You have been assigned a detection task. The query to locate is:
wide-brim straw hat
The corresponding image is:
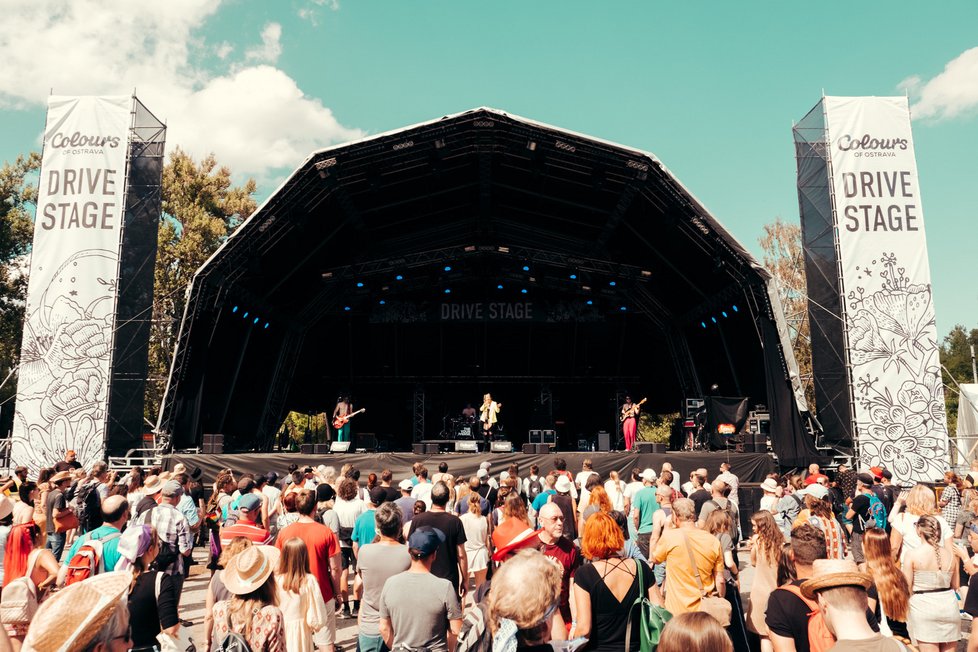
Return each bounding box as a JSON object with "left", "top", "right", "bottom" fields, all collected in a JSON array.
[
  {"left": 50, "top": 471, "right": 73, "bottom": 484},
  {"left": 800, "top": 559, "right": 872, "bottom": 600},
  {"left": 22, "top": 570, "right": 131, "bottom": 652},
  {"left": 224, "top": 545, "right": 275, "bottom": 595},
  {"left": 760, "top": 478, "right": 779, "bottom": 493},
  {"left": 143, "top": 475, "right": 163, "bottom": 495}
]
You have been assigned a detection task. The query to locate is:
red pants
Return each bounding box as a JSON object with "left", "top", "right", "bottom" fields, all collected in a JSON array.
[{"left": 623, "top": 417, "right": 637, "bottom": 451}]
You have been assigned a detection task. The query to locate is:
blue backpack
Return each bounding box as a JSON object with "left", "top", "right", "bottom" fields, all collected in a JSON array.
[{"left": 864, "top": 492, "right": 887, "bottom": 530}]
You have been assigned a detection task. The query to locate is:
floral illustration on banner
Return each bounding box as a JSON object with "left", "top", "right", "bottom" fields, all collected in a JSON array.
[
  {"left": 847, "top": 252, "right": 948, "bottom": 481},
  {"left": 13, "top": 249, "right": 116, "bottom": 473}
]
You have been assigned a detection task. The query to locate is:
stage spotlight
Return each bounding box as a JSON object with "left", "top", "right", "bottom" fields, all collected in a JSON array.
[
  {"left": 722, "top": 311, "right": 728, "bottom": 318},
  {"left": 232, "top": 305, "right": 239, "bottom": 313},
  {"left": 444, "top": 265, "right": 452, "bottom": 272},
  {"left": 732, "top": 304, "right": 739, "bottom": 312},
  {"left": 395, "top": 274, "right": 404, "bottom": 281},
  {"left": 586, "top": 300, "right": 593, "bottom": 305},
  {"left": 498, "top": 246, "right": 510, "bottom": 253},
  {"left": 582, "top": 285, "right": 591, "bottom": 291},
  {"left": 253, "top": 317, "right": 259, "bottom": 324},
  {"left": 521, "top": 288, "right": 528, "bottom": 294},
  {"left": 609, "top": 281, "right": 617, "bottom": 287},
  {"left": 264, "top": 323, "right": 269, "bottom": 329},
  {"left": 569, "top": 274, "right": 577, "bottom": 280},
  {"left": 522, "top": 265, "right": 530, "bottom": 272},
  {"left": 444, "top": 288, "right": 451, "bottom": 294},
  {"left": 379, "top": 300, "right": 386, "bottom": 305},
  {"left": 497, "top": 284, "right": 504, "bottom": 290},
  {"left": 711, "top": 316, "right": 717, "bottom": 323},
  {"left": 344, "top": 306, "right": 351, "bottom": 311},
  {"left": 641, "top": 270, "right": 652, "bottom": 277},
  {"left": 619, "top": 306, "right": 627, "bottom": 311},
  {"left": 701, "top": 321, "right": 707, "bottom": 329},
  {"left": 242, "top": 311, "right": 249, "bottom": 319},
  {"left": 356, "top": 282, "right": 364, "bottom": 288}
]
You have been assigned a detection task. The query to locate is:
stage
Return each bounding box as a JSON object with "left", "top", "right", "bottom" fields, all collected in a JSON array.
[{"left": 164, "top": 450, "right": 775, "bottom": 485}]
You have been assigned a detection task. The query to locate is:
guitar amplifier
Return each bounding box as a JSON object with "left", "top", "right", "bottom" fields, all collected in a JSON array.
[
  {"left": 522, "top": 443, "right": 550, "bottom": 454},
  {"left": 299, "top": 444, "right": 314, "bottom": 454},
  {"left": 541, "top": 429, "right": 556, "bottom": 445},
  {"left": 528, "top": 430, "right": 542, "bottom": 444},
  {"left": 413, "top": 443, "right": 439, "bottom": 455},
  {"left": 596, "top": 431, "right": 611, "bottom": 452}
]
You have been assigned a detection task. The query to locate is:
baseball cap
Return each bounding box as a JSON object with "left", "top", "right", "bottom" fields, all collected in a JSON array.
[
  {"left": 477, "top": 469, "right": 488, "bottom": 479},
  {"left": 641, "top": 468, "right": 656, "bottom": 482},
  {"left": 479, "top": 461, "right": 491, "bottom": 470},
  {"left": 408, "top": 526, "right": 445, "bottom": 557},
  {"left": 398, "top": 479, "right": 413, "bottom": 491},
  {"left": 369, "top": 486, "right": 388, "bottom": 505},
  {"left": 265, "top": 471, "right": 278, "bottom": 484},
  {"left": 161, "top": 480, "right": 184, "bottom": 498},
  {"left": 856, "top": 472, "right": 875, "bottom": 486},
  {"left": 239, "top": 493, "right": 262, "bottom": 512},
  {"left": 800, "top": 484, "right": 829, "bottom": 500}
]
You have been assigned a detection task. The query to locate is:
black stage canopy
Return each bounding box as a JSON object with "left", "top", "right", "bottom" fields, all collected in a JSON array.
[{"left": 157, "top": 108, "right": 818, "bottom": 465}]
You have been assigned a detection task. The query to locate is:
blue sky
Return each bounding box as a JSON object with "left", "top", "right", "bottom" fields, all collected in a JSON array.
[{"left": 1, "top": 1, "right": 976, "bottom": 336}]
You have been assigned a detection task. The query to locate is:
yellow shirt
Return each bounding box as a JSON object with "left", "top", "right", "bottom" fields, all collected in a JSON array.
[{"left": 652, "top": 526, "right": 723, "bottom": 616}]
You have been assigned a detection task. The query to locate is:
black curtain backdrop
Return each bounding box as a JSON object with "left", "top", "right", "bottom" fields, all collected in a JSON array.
[
  {"left": 705, "top": 396, "right": 750, "bottom": 448},
  {"left": 165, "top": 450, "right": 775, "bottom": 486}
]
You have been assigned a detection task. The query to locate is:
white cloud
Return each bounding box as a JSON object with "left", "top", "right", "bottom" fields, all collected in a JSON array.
[
  {"left": 0, "top": 0, "right": 362, "bottom": 180},
  {"left": 245, "top": 23, "right": 282, "bottom": 64},
  {"left": 298, "top": 0, "right": 339, "bottom": 24},
  {"left": 900, "top": 47, "right": 978, "bottom": 121}
]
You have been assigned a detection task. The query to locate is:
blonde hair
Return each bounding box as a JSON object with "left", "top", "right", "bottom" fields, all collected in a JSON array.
[
  {"left": 218, "top": 536, "right": 254, "bottom": 569},
  {"left": 488, "top": 550, "right": 561, "bottom": 641},
  {"left": 278, "top": 537, "right": 310, "bottom": 594},
  {"left": 905, "top": 484, "right": 938, "bottom": 516},
  {"left": 658, "top": 612, "right": 733, "bottom": 652}
]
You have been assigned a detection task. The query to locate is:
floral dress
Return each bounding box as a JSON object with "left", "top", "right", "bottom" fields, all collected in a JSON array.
[{"left": 211, "top": 602, "right": 286, "bottom": 652}]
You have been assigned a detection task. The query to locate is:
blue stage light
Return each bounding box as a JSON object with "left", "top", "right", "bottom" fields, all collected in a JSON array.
[
  {"left": 521, "top": 288, "right": 528, "bottom": 294},
  {"left": 379, "top": 300, "right": 386, "bottom": 305},
  {"left": 732, "top": 304, "right": 739, "bottom": 312},
  {"left": 444, "top": 288, "right": 451, "bottom": 294},
  {"left": 356, "top": 282, "right": 364, "bottom": 288},
  {"left": 722, "top": 311, "right": 728, "bottom": 318},
  {"left": 701, "top": 321, "right": 707, "bottom": 329},
  {"left": 620, "top": 306, "right": 627, "bottom": 311},
  {"left": 570, "top": 274, "right": 577, "bottom": 280},
  {"left": 344, "top": 306, "right": 351, "bottom": 311},
  {"left": 232, "top": 305, "right": 239, "bottom": 313},
  {"left": 586, "top": 300, "right": 593, "bottom": 305},
  {"left": 609, "top": 281, "right": 616, "bottom": 287},
  {"left": 711, "top": 316, "right": 717, "bottom": 323},
  {"left": 522, "top": 265, "right": 530, "bottom": 272},
  {"left": 253, "top": 317, "right": 259, "bottom": 324},
  {"left": 264, "top": 322, "right": 269, "bottom": 329},
  {"left": 242, "top": 311, "right": 249, "bottom": 319},
  {"left": 444, "top": 265, "right": 452, "bottom": 272},
  {"left": 395, "top": 275, "right": 404, "bottom": 281},
  {"left": 497, "top": 284, "right": 504, "bottom": 290}
]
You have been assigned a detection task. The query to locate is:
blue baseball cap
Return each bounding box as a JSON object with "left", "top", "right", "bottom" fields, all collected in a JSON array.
[
  {"left": 408, "top": 526, "right": 445, "bottom": 557},
  {"left": 239, "top": 493, "right": 262, "bottom": 512}
]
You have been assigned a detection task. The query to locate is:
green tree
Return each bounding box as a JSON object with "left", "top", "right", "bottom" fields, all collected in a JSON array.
[
  {"left": 759, "top": 217, "right": 815, "bottom": 410},
  {"left": 0, "top": 153, "right": 41, "bottom": 406},
  {"left": 939, "top": 324, "right": 978, "bottom": 436},
  {"left": 145, "top": 149, "right": 257, "bottom": 423}
]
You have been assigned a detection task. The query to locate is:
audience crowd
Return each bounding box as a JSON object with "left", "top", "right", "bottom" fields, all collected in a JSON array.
[{"left": 0, "top": 452, "right": 973, "bottom": 652}]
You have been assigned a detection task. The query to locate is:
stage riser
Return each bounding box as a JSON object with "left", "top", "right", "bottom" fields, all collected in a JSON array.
[{"left": 165, "top": 451, "right": 775, "bottom": 486}]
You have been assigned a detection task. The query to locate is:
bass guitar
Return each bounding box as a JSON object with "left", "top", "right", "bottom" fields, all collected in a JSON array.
[
  {"left": 333, "top": 408, "right": 365, "bottom": 430},
  {"left": 620, "top": 397, "right": 647, "bottom": 422}
]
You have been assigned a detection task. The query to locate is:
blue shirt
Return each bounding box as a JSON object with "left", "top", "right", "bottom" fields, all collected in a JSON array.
[
  {"left": 62, "top": 525, "right": 123, "bottom": 571},
  {"left": 352, "top": 508, "right": 376, "bottom": 546},
  {"left": 531, "top": 489, "right": 557, "bottom": 513},
  {"left": 177, "top": 494, "right": 200, "bottom": 527}
]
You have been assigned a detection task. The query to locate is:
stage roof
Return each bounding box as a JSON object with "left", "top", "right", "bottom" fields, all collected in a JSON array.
[{"left": 157, "top": 108, "right": 817, "bottom": 464}]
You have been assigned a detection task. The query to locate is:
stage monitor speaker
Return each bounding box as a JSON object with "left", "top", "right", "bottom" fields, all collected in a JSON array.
[
  {"left": 522, "top": 443, "right": 550, "bottom": 454},
  {"left": 596, "top": 431, "right": 611, "bottom": 452},
  {"left": 358, "top": 433, "right": 378, "bottom": 452},
  {"left": 634, "top": 442, "right": 654, "bottom": 453},
  {"left": 490, "top": 441, "right": 513, "bottom": 453},
  {"left": 413, "top": 443, "right": 439, "bottom": 455},
  {"left": 455, "top": 441, "right": 479, "bottom": 453},
  {"left": 542, "top": 429, "right": 556, "bottom": 445},
  {"left": 330, "top": 441, "right": 351, "bottom": 453},
  {"left": 528, "top": 430, "right": 542, "bottom": 444},
  {"left": 313, "top": 443, "right": 331, "bottom": 454},
  {"left": 202, "top": 433, "right": 223, "bottom": 454},
  {"left": 299, "top": 444, "right": 314, "bottom": 454}
]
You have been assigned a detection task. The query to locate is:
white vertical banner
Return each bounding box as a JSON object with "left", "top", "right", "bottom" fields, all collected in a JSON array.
[
  {"left": 12, "top": 96, "right": 131, "bottom": 472},
  {"left": 824, "top": 96, "right": 949, "bottom": 482}
]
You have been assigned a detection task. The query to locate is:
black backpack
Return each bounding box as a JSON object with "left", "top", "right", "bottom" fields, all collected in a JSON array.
[
  {"left": 73, "top": 481, "right": 103, "bottom": 533},
  {"left": 217, "top": 608, "right": 254, "bottom": 652},
  {"left": 527, "top": 477, "right": 544, "bottom": 503}
]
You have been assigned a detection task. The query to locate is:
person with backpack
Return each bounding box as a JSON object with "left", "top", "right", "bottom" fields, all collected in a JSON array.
[
  {"left": 211, "top": 546, "right": 286, "bottom": 651},
  {"left": 59, "top": 495, "right": 129, "bottom": 586},
  {"left": 115, "top": 524, "right": 182, "bottom": 651},
  {"left": 0, "top": 522, "right": 60, "bottom": 645},
  {"left": 846, "top": 473, "right": 886, "bottom": 571},
  {"left": 487, "top": 549, "right": 563, "bottom": 652},
  {"left": 697, "top": 480, "right": 740, "bottom": 548},
  {"left": 134, "top": 480, "right": 194, "bottom": 606},
  {"left": 766, "top": 523, "right": 881, "bottom": 652}
]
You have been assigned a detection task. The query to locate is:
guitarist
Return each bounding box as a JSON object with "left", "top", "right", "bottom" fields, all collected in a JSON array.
[
  {"left": 620, "top": 395, "right": 642, "bottom": 451},
  {"left": 332, "top": 395, "right": 354, "bottom": 443}
]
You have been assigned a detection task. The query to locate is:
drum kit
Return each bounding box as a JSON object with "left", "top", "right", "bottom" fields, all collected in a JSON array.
[{"left": 442, "top": 413, "right": 478, "bottom": 439}]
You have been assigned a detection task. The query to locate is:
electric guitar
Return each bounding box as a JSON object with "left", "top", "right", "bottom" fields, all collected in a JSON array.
[
  {"left": 333, "top": 408, "right": 365, "bottom": 429},
  {"left": 620, "top": 397, "right": 647, "bottom": 422}
]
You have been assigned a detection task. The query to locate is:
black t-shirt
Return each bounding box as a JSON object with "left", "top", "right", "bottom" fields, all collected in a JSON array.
[
  {"left": 880, "top": 485, "right": 897, "bottom": 518},
  {"left": 384, "top": 486, "right": 401, "bottom": 503},
  {"left": 476, "top": 484, "right": 498, "bottom": 510},
  {"left": 45, "top": 488, "right": 66, "bottom": 534},
  {"left": 851, "top": 493, "right": 871, "bottom": 534},
  {"left": 128, "top": 571, "right": 179, "bottom": 647},
  {"left": 54, "top": 461, "right": 82, "bottom": 473},
  {"left": 189, "top": 482, "right": 204, "bottom": 507},
  {"left": 574, "top": 559, "right": 654, "bottom": 652},
  {"left": 867, "top": 584, "right": 909, "bottom": 639},
  {"left": 408, "top": 510, "right": 467, "bottom": 591},
  {"left": 767, "top": 580, "right": 879, "bottom": 652},
  {"left": 689, "top": 489, "right": 712, "bottom": 517}
]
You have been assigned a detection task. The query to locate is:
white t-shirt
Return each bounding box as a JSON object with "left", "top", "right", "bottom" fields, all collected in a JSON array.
[
  {"left": 624, "top": 481, "right": 645, "bottom": 501},
  {"left": 715, "top": 471, "right": 740, "bottom": 506},
  {"left": 892, "top": 512, "right": 952, "bottom": 561},
  {"left": 575, "top": 471, "right": 598, "bottom": 491},
  {"left": 760, "top": 494, "right": 777, "bottom": 513},
  {"left": 411, "top": 481, "right": 434, "bottom": 509},
  {"left": 605, "top": 480, "right": 626, "bottom": 512},
  {"left": 333, "top": 497, "right": 366, "bottom": 548}
]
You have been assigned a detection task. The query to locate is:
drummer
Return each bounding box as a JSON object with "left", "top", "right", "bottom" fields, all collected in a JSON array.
[{"left": 461, "top": 403, "right": 477, "bottom": 421}]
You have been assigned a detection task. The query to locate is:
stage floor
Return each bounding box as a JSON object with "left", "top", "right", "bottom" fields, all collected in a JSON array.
[{"left": 166, "top": 450, "right": 775, "bottom": 485}]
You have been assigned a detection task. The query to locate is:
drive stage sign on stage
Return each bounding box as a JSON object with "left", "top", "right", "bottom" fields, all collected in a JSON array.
[
  {"left": 823, "top": 96, "right": 948, "bottom": 481},
  {"left": 11, "top": 96, "right": 131, "bottom": 471}
]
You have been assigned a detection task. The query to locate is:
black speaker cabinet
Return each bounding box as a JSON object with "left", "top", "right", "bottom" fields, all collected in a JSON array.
[
  {"left": 314, "top": 443, "right": 331, "bottom": 454},
  {"left": 202, "top": 433, "right": 223, "bottom": 454},
  {"left": 299, "top": 444, "right": 314, "bottom": 454},
  {"left": 522, "top": 443, "right": 550, "bottom": 454},
  {"left": 596, "top": 431, "right": 611, "bottom": 452},
  {"left": 634, "top": 442, "right": 667, "bottom": 453},
  {"left": 413, "top": 443, "right": 439, "bottom": 455}
]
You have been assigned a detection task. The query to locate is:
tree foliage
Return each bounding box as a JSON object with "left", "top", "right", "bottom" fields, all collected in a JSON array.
[
  {"left": 939, "top": 324, "right": 978, "bottom": 436},
  {"left": 145, "top": 149, "right": 257, "bottom": 423},
  {"left": 758, "top": 217, "right": 815, "bottom": 409},
  {"left": 0, "top": 153, "right": 40, "bottom": 406}
]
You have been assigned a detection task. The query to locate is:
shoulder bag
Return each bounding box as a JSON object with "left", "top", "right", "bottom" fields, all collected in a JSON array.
[{"left": 681, "top": 532, "right": 731, "bottom": 627}]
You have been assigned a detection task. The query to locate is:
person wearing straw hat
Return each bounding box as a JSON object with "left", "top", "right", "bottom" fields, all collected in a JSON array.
[
  {"left": 130, "top": 475, "right": 163, "bottom": 523},
  {"left": 211, "top": 546, "right": 285, "bottom": 652},
  {"left": 759, "top": 478, "right": 780, "bottom": 513},
  {"left": 798, "top": 559, "right": 908, "bottom": 651},
  {"left": 21, "top": 570, "right": 133, "bottom": 652}
]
